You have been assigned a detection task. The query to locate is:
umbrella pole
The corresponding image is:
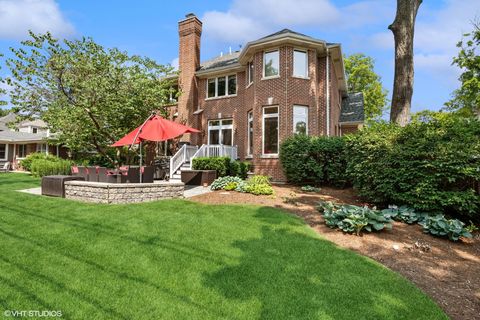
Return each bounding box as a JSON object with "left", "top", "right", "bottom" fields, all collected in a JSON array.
[{"left": 139, "top": 141, "right": 143, "bottom": 183}]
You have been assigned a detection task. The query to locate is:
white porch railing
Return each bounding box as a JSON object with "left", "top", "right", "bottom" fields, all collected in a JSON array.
[
  {"left": 169, "top": 144, "right": 198, "bottom": 178},
  {"left": 189, "top": 144, "right": 238, "bottom": 169}
]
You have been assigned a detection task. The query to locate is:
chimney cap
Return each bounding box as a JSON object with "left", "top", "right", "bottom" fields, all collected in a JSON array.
[{"left": 185, "top": 13, "right": 196, "bottom": 18}]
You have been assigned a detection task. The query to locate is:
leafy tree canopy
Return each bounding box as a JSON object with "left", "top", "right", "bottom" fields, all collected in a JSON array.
[
  {"left": 445, "top": 22, "right": 480, "bottom": 118},
  {"left": 2, "top": 32, "right": 176, "bottom": 164},
  {"left": 344, "top": 53, "right": 389, "bottom": 120}
]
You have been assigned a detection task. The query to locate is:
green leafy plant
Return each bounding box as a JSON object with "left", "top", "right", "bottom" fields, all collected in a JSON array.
[
  {"left": 465, "top": 221, "right": 478, "bottom": 233},
  {"left": 224, "top": 182, "right": 238, "bottom": 191},
  {"left": 210, "top": 176, "right": 244, "bottom": 190},
  {"left": 243, "top": 183, "right": 274, "bottom": 196},
  {"left": 420, "top": 215, "right": 472, "bottom": 241},
  {"left": 248, "top": 175, "right": 271, "bottom": 185},
  {"left": 317, "top": 201, "right": 393, "bottom": 235},
  {"left": 301, "top": 185, "right": 321, "bottom": 192},
  {"left": 280, "top": 135, "right": 348, "bottom": 187},
  {"left": 282, "top": 192, "right": 299, "bottom": 206},
  {"left": 20, "top": 152, "right": 59, "bottom": 171},
  {"left": 30, "top": 158, "right": 72, "bottom": 177},
  {"left": 382, "top": 205, "right": 427, "bottom": 224}
]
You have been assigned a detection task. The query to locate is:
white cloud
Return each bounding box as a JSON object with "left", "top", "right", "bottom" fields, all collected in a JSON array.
[
  {"left": 170, "top": 57, "right": 179, "bottom": 71},
  {"left": 369, "top": 0, "right": 478, "bottom": 82},
  {"left": 0, "top": 0, "right": 74, "bottom": 39}
]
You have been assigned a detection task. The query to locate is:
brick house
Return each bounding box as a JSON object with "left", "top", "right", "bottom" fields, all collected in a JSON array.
[{"left": 171, "top": 13, "right": 364, "bottom": 182}]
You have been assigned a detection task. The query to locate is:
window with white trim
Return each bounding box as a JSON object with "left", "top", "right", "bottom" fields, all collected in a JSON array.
[
  {"left": 247, "top": 61, "right": 254, "bottom": 85},
  {"left": 208, "top": 119, "right": 233, "bottom": 145},
  {"left": 262, "top": 106, "right": 279, "bottom": 155},
  {"left": 0, "top": 144, "right": 6, "bottom": 160},
  {"left": 293, "top": 50, "right": 308, "bottom": 78},
  {"left": 206, "top": 75, "right": 237, "bottom": 98},
  {"left": 36, "top": 143, "right": 48, "bottom": 153},
  {"left": 17, "top": 144, "right": 27, "bottom": 158},
  {"left": 293, "top": 105, "right": 308, "bottom": 135},
  {"left": 247, "top": 111, "right": 253, "bottom": 156},
  {"left": 263, "top": 50, "right": 279, "bottom": 78}
]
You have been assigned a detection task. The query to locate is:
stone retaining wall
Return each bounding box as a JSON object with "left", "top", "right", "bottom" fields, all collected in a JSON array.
[{"left": 64, "top": 181, "right": 184, "bottom": 204}]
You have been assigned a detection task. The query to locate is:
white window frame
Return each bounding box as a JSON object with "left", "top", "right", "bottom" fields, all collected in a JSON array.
[
  {"left": 206, "top": 74, "right": 237, "bottom": 99},
  {"left": 0, "top": 143, "right": 8, "bottom": 161},
  {"left": 36, "top": 143, "right": 48, "bottom": 154},
  {"left": 263, "top": 50, "right": 280, "bottom": 79},
  {"left": 207, "top": 119, "right": 234, "bottom": 145},
  {"left": 293, "top": 49, "right": 309, "bottom": 78},
  {"left": 293, "top": 105, "right": 309, "bottom": 135},
  {"left": 247, "top": 111, "right": 253, "bottom": 157},
  {"left": 262, "top": 106, "right": 279, "bottom": 156},
  {"left": 17, "top": 144, "right": 27, "bottom": 159}
]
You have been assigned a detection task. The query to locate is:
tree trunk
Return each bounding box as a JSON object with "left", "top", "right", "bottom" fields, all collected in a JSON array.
[{"left": 388, "top": 0, "right": 422, "bottom": 126}]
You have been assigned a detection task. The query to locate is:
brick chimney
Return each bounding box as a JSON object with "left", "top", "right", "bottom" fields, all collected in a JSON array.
[{"left": 178, "top": 13, "right": 202, "bottom": 140}]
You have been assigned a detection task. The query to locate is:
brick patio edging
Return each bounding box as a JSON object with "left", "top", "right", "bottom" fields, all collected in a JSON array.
[{"left": 64, "top": 181, "right": 184, "bottom": 204}]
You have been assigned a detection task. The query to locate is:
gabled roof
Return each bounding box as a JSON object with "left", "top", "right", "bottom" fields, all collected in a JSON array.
[
  {"left": 340, "top": 92, "right": 364, "bottom": 123},
  {"left": 0, "top": 113, "right": 16, "bottom": 131},
  {"left": 19, "top": 119, "right": 47, "bottom": 128},
  {"left": 259, "top": 29, "right": 312, "bottom": 40}
]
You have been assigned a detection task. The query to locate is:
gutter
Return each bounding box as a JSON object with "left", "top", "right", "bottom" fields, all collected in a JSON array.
[{"left": 326, "top": 47, "right": 330, "bottom": 136}]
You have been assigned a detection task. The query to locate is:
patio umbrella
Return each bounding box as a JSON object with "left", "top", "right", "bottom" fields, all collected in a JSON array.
[{"left": 111, "top": 113, "right": 200, "bottom": 182}]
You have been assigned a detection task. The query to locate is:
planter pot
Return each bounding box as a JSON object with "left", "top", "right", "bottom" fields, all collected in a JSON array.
[{"left": 181, "top": 170, "right": 217, "bottom": 186}]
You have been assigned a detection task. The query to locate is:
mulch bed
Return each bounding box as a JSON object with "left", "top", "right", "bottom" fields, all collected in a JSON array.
[{"left": 189, "top": 185, "right": 480, "bottom": 320}]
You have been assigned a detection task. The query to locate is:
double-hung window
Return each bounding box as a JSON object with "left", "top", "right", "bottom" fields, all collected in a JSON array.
[
  {"left": 208, "top": 119, "right": 233, "bottom": 145},
  {"left": 206, "top": 75, "right": 237, "bottom": 98},
  {"left": 0, "top": 144, "right": 6, "bottom": 160},
  {"left": 17, "top": 144, "right": 27, "bottom": 158},
  {"left": 247, "top": 111, "right": 253, "bottom": 156},
  {"left": 263, "top": 50, "right": 279, "bottom": 78},
  {"left": 293, "top": 105, "right": 308, "bottom": 135},
  {"left": 293, "top": 50, "right": 308, "bottom": 78},
  {"left": 262, "top": 106, "right": 279, "bottom": 155},
  {"left": 36, "top": 143, "right": 48, "bottom": 154}
]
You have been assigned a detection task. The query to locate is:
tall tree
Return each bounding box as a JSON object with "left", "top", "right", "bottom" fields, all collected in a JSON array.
[
  {"left": 388, "top": 0, "right": 422, "bottom": 126},
  {"left": 0, "top": 53, "right": 7, "bottom": 108},
  {"left": 344, "top": 53, "right": 388, "bottom": 120},
  {"left": 3, "top": 32, "right": 175, "bottom": 164},
  {"left": 445, "top": 22, "right": 480, "bottom": 118}
]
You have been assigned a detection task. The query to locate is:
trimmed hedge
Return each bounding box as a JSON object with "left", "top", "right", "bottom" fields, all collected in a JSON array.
[
  {"left": 20, "top": 152, "right": 59, "bottom": 171},
  {"left": 346, "top": 117, "right": 480, "bottom": 220},
  {"left": 31, "top": 158, "right": 72, "bottom": 177},
  {"left": 192, "top": 157, "right": 250, "bottom": 179},
  {"left": 279, "top": 135, "right": 348, "bottom": 187}
]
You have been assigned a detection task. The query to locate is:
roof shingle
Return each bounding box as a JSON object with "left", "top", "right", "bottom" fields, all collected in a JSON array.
[{"left": 340, "top": 92, "right": 365, "bottom": 123}]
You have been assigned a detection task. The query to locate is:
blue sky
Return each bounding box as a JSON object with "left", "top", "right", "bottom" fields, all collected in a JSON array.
[{"left": 0, "top": 0, "right": 478, "bottom": 115}]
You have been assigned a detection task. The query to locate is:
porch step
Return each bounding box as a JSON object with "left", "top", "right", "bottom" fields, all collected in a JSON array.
[{"left": 172, "top": 173, "right": 181, "bottom": 180}]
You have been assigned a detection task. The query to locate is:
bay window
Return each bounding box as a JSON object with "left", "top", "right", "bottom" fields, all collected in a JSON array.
[
  {"left": 262, "top": 106, "right": 279, "bottom": 155},
  {"left": 293, "top": 105, "right": 308, "bottom": 135},
  {"left": 208, "top": 119, "right": 233, "bottom": 145},
  {"left": 206, "top": 75, "right": 237, "bottom": 98},
  {"left": 293, "top": 50, "right": 308, "bottom": 78},
  {"left": 247, "top": 111, "right": 253, "bottom": 156},
  {"left": 263, "top": 50, "right": 279, "bottom": 78}
]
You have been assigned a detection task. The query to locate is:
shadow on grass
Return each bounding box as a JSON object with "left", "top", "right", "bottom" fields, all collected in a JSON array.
[{"left": 202, "top": 206, "right": 447, "bottom": 320}]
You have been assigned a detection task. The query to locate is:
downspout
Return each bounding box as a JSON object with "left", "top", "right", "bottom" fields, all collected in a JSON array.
[{"left": 326, "top": 47, "right": 330, "bottom": 136}]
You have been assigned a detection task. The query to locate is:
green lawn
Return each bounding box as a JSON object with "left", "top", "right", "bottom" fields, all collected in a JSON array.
[{"left": 0, "top": 173, "right": 447, "bottom": 320}]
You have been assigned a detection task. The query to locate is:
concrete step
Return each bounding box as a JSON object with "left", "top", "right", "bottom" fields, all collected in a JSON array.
[
  {"left": 172, "top": 174, "right": 181, "bottom": 180},
  {"left": 169, "top": 178, "right": 182, "bottom": 183}
]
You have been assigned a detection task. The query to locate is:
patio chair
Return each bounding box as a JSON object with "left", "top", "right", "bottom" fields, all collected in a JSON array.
[
  {"left": 0, "top": 162, "right": 11, "bottom": 173},
  {"left": 141, "top": 166, "right": 155, "bottom": 183},
  {"left": 120, "top": 167, "right": 140, "bottom": 183},
  {"left": 76, "top": 166, "right": 89, "bottom": 181},
  {"left": 86, "top": 166, "right": 98, "bottom": 182},
  {"left": 71, "top": 166, "right": 80, "bottom": 176},
  {"left": 98, "top": 167, "right": 119, "bottom": 183}
]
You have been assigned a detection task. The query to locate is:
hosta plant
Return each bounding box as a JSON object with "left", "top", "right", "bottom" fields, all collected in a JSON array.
[
  {"left": 317, "top": 201, "right": 393, "bottom": 236},
  {"left": 420, "top": 215, "right": 472, "bottom": 241},
  {"left": 382, "top": 205, "right": 427, "bottom": 224},
  {"left": 301, "top": 185, "right": 321, "bottom": 192},
  {"left": 210, "top": 176, "right": 244, "bottom": 190}
]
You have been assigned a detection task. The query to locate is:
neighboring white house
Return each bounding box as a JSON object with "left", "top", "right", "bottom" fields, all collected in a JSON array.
[{"left": 0, "top": 113, "right": 63, "bottom": 169}]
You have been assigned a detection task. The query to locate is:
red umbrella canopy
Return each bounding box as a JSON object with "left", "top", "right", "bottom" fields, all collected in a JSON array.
[{"left": 111, "top": 115, "right": 200, "bottom": 147}]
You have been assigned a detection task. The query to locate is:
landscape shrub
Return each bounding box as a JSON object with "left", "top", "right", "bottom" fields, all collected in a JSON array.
[
  {"left": 238, "top": 161, "right": 251, "bottom": 179},
  {"left": 228, "top": 160, "right": 240, "bottom": 177},
  {"left": 192, "top": 157, "right": 231, "bottom": 177},
  {"left": 317, "top": 201, "right": 394, "bottom": 235},
  {"left": 346, "top": 117, "right": 480, "bottom": 221},
  {"left": 301, "top": 185, "right": 321, "bottom": 193},
  {"left": 382, "top": 205, "right": 428, "bottom": 224},
  {"left": 210, "top": 175, "right": 274, "bottom": 195},
  {"left": 30, "top": 158, "right": 72, "bottom": 177},
  {"left": 280, "top": 135, "right": 348, "bottom": 187},
  {"left": 20, "top": 152, "right": 59, "bottom": 171}
]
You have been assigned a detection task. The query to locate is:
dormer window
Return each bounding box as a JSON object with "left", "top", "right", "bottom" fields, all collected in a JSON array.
[
  {"left": 263, "top": 50, "right": 279, "bottom": 78},
  {"left": 32, "top": 127, "right": 38, "bottom": 134},
  {"left": 207, "top": 75, "right": 237, "bottom": 98},
  {"left": 293, "top": 50, "right": 308, "bottom": 78}
]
